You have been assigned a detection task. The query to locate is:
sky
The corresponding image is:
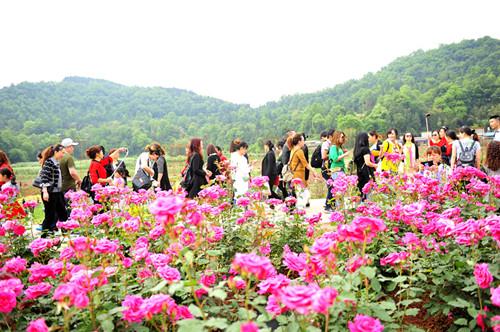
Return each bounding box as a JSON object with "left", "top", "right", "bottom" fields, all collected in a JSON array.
[{"left": 0, "top": 0, "right": 499, "bottom": 107}]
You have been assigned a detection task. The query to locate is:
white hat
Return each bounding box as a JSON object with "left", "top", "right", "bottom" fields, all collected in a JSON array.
[{"left": 61, "top": 138, "right": 79, "bottom": 147}]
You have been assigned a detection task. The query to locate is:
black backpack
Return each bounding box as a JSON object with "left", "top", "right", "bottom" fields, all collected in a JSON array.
[
  {"left": 310, "top": 144, "right": 323, "bottom": 168},
  {"left": 81, "top": 173, "right": 93, "bottom": 194}
]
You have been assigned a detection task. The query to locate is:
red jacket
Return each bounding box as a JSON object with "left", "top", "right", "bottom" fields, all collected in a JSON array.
[{"left": 89, "top": 157, "right": 112, "bottom": 185}]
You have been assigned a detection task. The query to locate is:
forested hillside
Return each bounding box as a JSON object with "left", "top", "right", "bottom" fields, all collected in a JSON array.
[{"left": 1, "top": 36, "right": 499, "bottom": 162}]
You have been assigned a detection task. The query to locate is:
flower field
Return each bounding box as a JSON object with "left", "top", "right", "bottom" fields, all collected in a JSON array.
[{"left": 0, "top": 167, "right": 499, "bottom": 332}]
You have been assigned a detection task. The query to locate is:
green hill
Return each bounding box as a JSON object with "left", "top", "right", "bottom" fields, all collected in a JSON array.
[{"left": 1, "top": 36, "right": 499, "bottom": 162}]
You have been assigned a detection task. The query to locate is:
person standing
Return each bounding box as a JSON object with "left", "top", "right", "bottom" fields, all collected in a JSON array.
[
  {"left": 379, "top": 128, "right": 402, "bottom": 173},
  {"left": 187, "top": 138, "right": 211, "bottom": 198},
  {"left": 261, "top": 140, "right": 280, "bottom": 199},
  {"left": 60, "top": 138, "right": 82, "bottom": 195},
  {"left": 206, "top": 144, "right": 221, "bottom": 181},
  {"left": 368, "top": 131, "right": 383, "bottom": 163},
  {"left": 0, "top": 150, "right": 13, "bottom": 187},
  {"left": 289, "top": 133, "right": 319, "bottom": 191},
  {"left": 450, "top": 127, "right": 481, "bottom": 169},
  {"left": 231, "top": 141, "right": 250, "bottom": 197},
  {"left": 401, "top": 132, "right": 418, "bottom": 174},
  {"left": 151, "top": 143, "right": 172, "bottom": 191},
  {"left": 39, "top": 145, "right": 68, "bottom": 236},
  {"left": 329, "top": 131, "right": 351, "bottom": 178},
  {"left": 353, "top": 133, "right": 378, "bottom": 201},
  {"left": 489, "top": 115, "right": 500, "bottom": 141},
  {"left": 483, "top": 141, "right": 500, "bottom": 176},
  {"left": 321, "top": 129, "right": 334, "bottom": 211}
]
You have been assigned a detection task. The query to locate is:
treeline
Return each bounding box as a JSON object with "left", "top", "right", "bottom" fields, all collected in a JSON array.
[{"left": 1, "top": 36, "right": 499, "bottom": 162}]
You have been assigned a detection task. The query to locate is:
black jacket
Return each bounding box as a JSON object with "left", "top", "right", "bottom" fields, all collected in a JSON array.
[
  {"left": 262, "top": 150, "right": 278, "bottom": 183},
  {"left": 206, "top": 154, "right": 221, "bottom": 180},
  {"left": 188, "top": 152, "right": 207, "bottom": 198},
  {"left": 153, "top": 156, "right": 172, "bottom": 191}
]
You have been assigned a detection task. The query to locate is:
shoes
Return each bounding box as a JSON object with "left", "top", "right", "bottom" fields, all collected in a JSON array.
[
  {"left": 35, "top": 226, "right": 43, "bottom": 231},
  {"left": 324, "top": 206, "right": 333, "bottom": 213}
]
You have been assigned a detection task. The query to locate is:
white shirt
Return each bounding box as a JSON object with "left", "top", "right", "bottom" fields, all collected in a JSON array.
[{"left": 230, "top": 152, "right": 250, "bottom": 197}]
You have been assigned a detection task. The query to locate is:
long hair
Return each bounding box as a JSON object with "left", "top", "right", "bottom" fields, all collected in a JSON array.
[
  {"left": 206, "top": 144, "right": 217, "bottom": 155},
  {"left": 188, "top": 138, "right": 203, "bottom": 161},
  {"left": 42, "top": 144, "right": 64, "bottom": 165},
  {"left": 0, "top": 150, "right": 10, "bottom": 165},
  {"left": 0, "top": 167, "right": 16, "bottom": 185},
  {"left": 447, "top": 130, "right": 458, "bottom": 141},
  {"left": 486, "top": 141, "right": 500, "bottom": 172},
  {"left": 354, "top": 132, "right": 369, "bottom": 160},
  {"left": 331, "top": 131, "right": 345, "bottom": 148}
]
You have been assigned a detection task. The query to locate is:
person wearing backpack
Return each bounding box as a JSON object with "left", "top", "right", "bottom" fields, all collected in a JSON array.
[{"left": 450, "top": 126, "right": 481, "bottom": 169}]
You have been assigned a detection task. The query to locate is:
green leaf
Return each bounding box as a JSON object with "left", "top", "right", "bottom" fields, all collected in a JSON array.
[
  {"left": 209, "top": 288, "right": 227, "bottom": 301},
  {"left": 306, "top": 326, "right": 322, "bottom": 332},
  {"left": 454, "top": 318, "right": 468, "bottom": 326},
  {"left": 416, "top": 272, "right": 427, "bottom": 281},
  {"left": 207, "top": 249, "right": 222, "bottom": 256},
  {"left": 149, "top": 280, "right": 168, "bottom": 293},
  {"left": 169, "top": 282, "right": 185, "bottom": 295},
  {"left": 108, "top": 306, "right": 126, "bottom": 315},
  {"left": 400, "top": 299, "right": 421, "bottom": 306},
  {"left": 101, "top": 319, "right": 114, "bottom": 332},
  {"left": 448, "top": 298, "right": 470, "bottom": 308},
  {"left": 188, "top": 304, "right": 203, "bottom": 318},
  {"left": 392, "top": 276, "right": 407, "bottom": 283},
  {"left": 184, "top": 280, "right": 198, "bottom": 287},
  {"left": 177, "top": 319, "right": 203, "bottom": 332},
  {"left": 359, "top": 266, "right": 376, "bottom": 279},
  {"left": 378, "top": 301, "right": 397, "bottom": 311},
  {"left": 184, "top": 251, "right": 194, "bottom": 264},
  {"left": 371, "top": 278, "right": 382, "bottom": 292},
  {"left": 204, "top": 318, "right": 228, "bottom": 329},
  {"left": 405, "top": 308, "right": 419, "bottom": 316}
]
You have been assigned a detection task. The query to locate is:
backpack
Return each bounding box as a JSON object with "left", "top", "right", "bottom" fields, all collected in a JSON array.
[
  {"left": 458, "top": 141, "right": 476, "bottom": 166},
  {"left": 81, "top": 173, "right": 93, "bottom": 194},
  {"left": 310, "top": 144, "right": 323, "bottom": 168}
]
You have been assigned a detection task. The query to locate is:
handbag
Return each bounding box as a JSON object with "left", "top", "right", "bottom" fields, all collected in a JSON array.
[
  {"left": 32, "top": 176, "right": 43, "bottom": 189},
  {"left": 133, "top": 169, "right": 152, "bottom": 191},
  {"left": 180, "top": 157, "right": 194, "bottom": 191}
]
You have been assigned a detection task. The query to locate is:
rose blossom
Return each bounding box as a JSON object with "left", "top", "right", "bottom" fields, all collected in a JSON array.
[
  {"left": 26, "top": 318, "right": 49, "bottom": 332},
  {"left": 3, "top": 257, "right": 27, "bottom": 274},
  {"left": 474, "top": 263, "right": 493, "bottom": 289},
  {"left": 232, "top": 253, "right": 277, "bottom": 280},
  {"left": 157, "top": 266, "right": 181, "bottom": 283},
  {"left": 0, "top": 289, "right": 16, "bottom": 313},
  {"left": 491, "top": 287, "right": 500, "bottom": 307},
  {"left": 241, "top": 321, "right": 259, "bottom": 332},
  {"left": 24, "top": 283, "right": 52, "bottom": 300},
  {"left": 348, "top": 314, "right": 384, "bottom": 332}
]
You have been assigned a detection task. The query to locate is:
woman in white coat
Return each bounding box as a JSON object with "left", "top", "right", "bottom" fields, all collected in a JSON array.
[{"left": 230, "top": 141, "right": 250, "bottom": 197}]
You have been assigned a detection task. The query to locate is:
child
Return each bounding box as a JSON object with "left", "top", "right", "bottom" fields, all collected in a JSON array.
[
  {"left": 419, "top": 146, "right": 450, "bottom": 181},
  {"left": 112, "top": 168, "right": 126, "bottom": 188},
  {"left": 0, "top": 167, "right": 26, "bottom": 219}
]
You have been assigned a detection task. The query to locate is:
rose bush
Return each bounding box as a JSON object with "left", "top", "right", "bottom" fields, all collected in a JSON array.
[{"left": 0, "top": 170, "right": 498, "bottom": 331}]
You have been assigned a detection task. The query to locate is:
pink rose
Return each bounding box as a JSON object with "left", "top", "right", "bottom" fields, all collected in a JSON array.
[
  {"left": 29, "top": 238, "right": 52, "bottom": 257},
  {"left": 149, "top": 195, "right": 184, "bottom": 224},
  {"left": 0, "top": 289, "right": 17, "bottom": 313},
  {"left": 491, "top": 287, "right": 500, "bottom": 307},
  {"left": 27, "top": 318, "right": 49, "bottom": 332},
  {"left": 278, "top": 285, "right": 317, "bottom": 315},
  {"left": 157, "top": 266, "right": 181, "bottom": 283},
  {"left": 241, "top": 321, "right": 259, "bottom": 332},
  {"left": 180, "top": 229, "right": 196, "bottom": 246},
  {"left": 380, "top": 252, "right": 410, "bottom": 266},
  {"left": 232, "top": 253, "right": 277, "bottom": 280},
  {"left": 311, "top": 287, "right": 338, "bottom": 314},
  {"left": 348, "top": 314, "right": 384, "bottom": 332},
  {"left": 474, "top": 263, "right": 493, "bottom": 289},
  {"left": 25, "top": 283, "right": 52, "bottom": 300},
  {"left": 122, "top": 295, "right": 145, "bottom": 323},
  {"left": 3, "top": 257, "right": 27, "bottom": 274}
]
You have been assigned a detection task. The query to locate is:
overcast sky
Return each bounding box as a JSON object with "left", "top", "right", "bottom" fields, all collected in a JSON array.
[{"left": 0, "top": 0, "right": 498, "bottom": 106}]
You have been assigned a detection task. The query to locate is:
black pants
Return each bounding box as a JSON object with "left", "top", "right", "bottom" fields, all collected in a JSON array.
[
  {"left": 322, "top": 170, "right": 333, "bottom": 208},
  {"left": 268, "top": 180, "right": 281, "bottom": 200},
  {"left": 42, "top": 192, "right": 68, "bottom": 234}
]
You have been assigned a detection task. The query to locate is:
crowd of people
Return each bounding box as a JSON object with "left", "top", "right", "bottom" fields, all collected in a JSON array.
[{"left": 0, "top": 115, "right": 498, "bottom": 237}]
